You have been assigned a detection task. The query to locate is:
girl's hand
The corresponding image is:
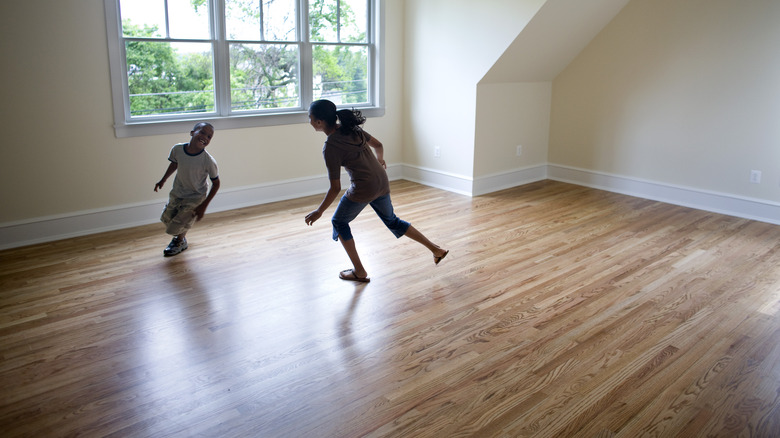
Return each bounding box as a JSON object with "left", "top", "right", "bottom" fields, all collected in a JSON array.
[
  {"left": 305, "top": 210, "right": 322, "bottom": 225},
  {"left": 378, "top": 159, "right": 386, "bottom": 169}
]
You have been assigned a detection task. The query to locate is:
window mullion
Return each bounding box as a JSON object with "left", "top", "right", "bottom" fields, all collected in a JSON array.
[
  {"left": 213, "top": 0, "right": 231, "bottom": 116},
  {"left": 164, "top": 0, "right": 171, "bottom": 38},
  {"left": 300, "top": 0, "right": 313, "bottom": 108},
  {"left": 336, "top": 0, "right": 341, "bottom": 42},
  {"left": 259, "top": 0, "right": 265, "bottom": 41},
  {"left": 368, "top": 0, "right": 376, "bottom": 106}
]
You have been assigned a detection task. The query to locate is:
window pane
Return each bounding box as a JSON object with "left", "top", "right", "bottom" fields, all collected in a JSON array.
[
  {"left": 226, "top": 0, "right": 296, "bottom": 42},
  {"left": 340, "top": 0, "right": 367, "bottom": 43},
  {"left": 121, "top": 0, "right": 165, "bottom": 38},
  {"left": 264, "top": 0, "right": 297, "bottom": 41},
  {"left": 126, "top": 42, "right": 215, "bottom": 117},
  {"left": 310, "top": 0, "right": 366, "bottom": 43},
  {"left": 230, "top": 43, "right": 300, "bottom": 111},
  {"left": 168, "top": 0, "right": 211, "bottom": 40},
  {"left": 226, "top": 0, "right": 261, "bottom": 41},
  {"left": 309, "top": 0, "right": 338, "bottom": 42},
  {"left": 312, "top": 45, "right": 368, "bottom": 104},
  {"left": 110, "top": 0, "right": 378, "bottom": 129}
]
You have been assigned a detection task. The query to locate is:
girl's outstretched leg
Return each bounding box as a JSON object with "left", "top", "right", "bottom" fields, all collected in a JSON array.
[{"left": 403, "top": 225, "right": 449, "bottom": 264}]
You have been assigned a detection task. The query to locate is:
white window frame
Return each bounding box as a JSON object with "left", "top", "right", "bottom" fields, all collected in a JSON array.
[{"left": 104, "top": 0, "right": 385, "bottom": 138}]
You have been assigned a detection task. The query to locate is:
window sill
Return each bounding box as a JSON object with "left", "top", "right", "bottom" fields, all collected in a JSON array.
[{"left": 113, "top": 106, "right": 386, "bottom": 138}]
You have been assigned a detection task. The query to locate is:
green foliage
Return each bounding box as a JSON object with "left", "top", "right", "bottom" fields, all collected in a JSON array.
[
  {"left": 309, "top": 0, "right": 339, "bottom": 42},
  {"left": 230, "top": 43, "right": 299, "bottom": 110},
  {"left": 309, "top": 0, "right": 368, "bottom": 103},
  {"left": 124, "top": 21, "right": 214, "bottom": 116},
  {"left": 313, "top": 45, "right": 367, "bottom": 103},
  {"left": 190, "top": 0, "right": 208, "bottom": 12},
  {"left": 123, "top": 0, "right": 369, "bottom": 117}
]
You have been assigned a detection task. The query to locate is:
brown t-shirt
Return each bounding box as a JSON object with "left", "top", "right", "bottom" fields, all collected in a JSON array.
[{"left": 323, "top": 129, "right": 390, "bottom": 203}]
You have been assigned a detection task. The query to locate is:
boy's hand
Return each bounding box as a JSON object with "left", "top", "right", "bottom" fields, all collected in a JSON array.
[
  {"left": 194, "top": 204, "right": 207, "bottom": 221},
  {"left": 154, "top": 181, "right": 164, "bottom": 192}
]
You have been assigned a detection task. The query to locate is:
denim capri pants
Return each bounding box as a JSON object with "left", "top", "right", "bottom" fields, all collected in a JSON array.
[{"left": 331, "top": 194, "right": 411, "bottom": 241}]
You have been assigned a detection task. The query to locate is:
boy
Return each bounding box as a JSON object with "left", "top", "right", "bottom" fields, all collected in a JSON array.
[{"left": 154, "top": 122, "right": 220, "bottom": 256}]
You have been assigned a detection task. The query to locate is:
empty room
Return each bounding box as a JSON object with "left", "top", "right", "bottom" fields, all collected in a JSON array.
[{"left": 2, "top": 0, "right": 780, "bottom": 436}]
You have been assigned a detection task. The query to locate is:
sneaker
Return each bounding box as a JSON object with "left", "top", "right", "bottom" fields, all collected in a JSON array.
[{"left": 163, "top": 237, "right": 188, "bottom": 256}]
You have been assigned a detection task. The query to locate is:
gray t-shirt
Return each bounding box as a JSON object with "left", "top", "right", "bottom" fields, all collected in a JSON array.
[
  {"left": 323, "top": 129, "right": 390, "bottom": 203},
  {"left": 168, "top": 143, "right": 219, "bottom": 199}
]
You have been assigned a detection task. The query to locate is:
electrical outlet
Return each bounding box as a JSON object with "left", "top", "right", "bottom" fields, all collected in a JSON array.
[
  {"left": 750, "top": 170, "right": 762, "bottom": 184},
  {"left": 434, "top": 146, "right": 441, "bottom": 158},
  {"left": 516, "top": 145, "right": 523, "bottom": 156}
]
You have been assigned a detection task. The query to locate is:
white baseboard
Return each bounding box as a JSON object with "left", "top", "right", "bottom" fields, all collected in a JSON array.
[
  {"left": 547, "top": 164, "right": 780, "bottom": 226},
  {"left": 398, "top": 164, "right": 474, "bottom": 196},
  {"left": 2, "top": 163, "right": 777, "bottom": 249},
  {"left": 0, "top": 168, "right": 397, "bottom": 250},
  {"left": 472, "top": 165, "right": 548, "bottom": 196},
  {"left": 0, "top": 202, "right": 167, "bottom": 251}
]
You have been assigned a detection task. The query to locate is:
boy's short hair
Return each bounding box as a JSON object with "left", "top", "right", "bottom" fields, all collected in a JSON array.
[{"left": 193, "top": 122, "right": 214, "bottom": 131}]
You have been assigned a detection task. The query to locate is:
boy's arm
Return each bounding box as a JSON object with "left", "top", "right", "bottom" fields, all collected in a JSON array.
[
  {"left": 154, "top": 162, "right": 178, "bottom": 192},
  {"left": 194, "top": 177, "right": 220, "bottom": 221}
]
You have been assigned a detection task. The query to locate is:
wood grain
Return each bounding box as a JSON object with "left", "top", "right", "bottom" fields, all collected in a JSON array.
[{"left": 1, "top": 180, "right": 779, "bottom": 437}]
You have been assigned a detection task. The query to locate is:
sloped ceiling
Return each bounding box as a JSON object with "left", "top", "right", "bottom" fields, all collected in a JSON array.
[{"left": 480, "top": 0, "right": 632, "bottom": 83}]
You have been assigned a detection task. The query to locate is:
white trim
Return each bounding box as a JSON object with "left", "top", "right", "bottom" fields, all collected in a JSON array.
[
  {"left": 547, "top": 164, "right": 780, "bottom": 226},
  {"left": 0, "top": 167, "right": 397, "bottom": 250},
  {"left": 398, "top": 164, "right": 473, "bottom": 196},
  {"left": 3, "top": 163, "right": 777, "bottom": 249},
  {"left": 111, "top": 108, "right": 386, "bottom": 138},
  {"left": 0, "top": 202, "right": 162, "bottom": 251},
  {"left": 104, "top": 0, "right": 385, "bottom": 138},
  {"left": 472, "top": 165, "right": 547, "bottom": 196}
]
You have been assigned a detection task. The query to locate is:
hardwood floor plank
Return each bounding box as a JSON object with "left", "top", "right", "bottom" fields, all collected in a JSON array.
[{"left": 2, "top": 180, "right": 780, "bottom": 437}]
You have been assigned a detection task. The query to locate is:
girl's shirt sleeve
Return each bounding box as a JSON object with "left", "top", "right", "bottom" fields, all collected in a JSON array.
[{"left": 323, "top": 144, "right": 342, "bottom": 181}]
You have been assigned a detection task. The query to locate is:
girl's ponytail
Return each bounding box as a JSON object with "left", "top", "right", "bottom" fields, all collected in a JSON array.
[{"left": 337, "top": 108, "right": 366, "bottom": 135}]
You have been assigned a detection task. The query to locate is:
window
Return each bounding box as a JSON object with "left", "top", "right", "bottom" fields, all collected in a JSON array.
[{"left": 104, "top": 0, "right": 384, "bottom": 137}]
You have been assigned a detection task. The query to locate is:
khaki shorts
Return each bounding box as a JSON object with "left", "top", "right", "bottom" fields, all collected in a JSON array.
[{"left": 160, "top": 194, "right": 206, "bottom": 236}]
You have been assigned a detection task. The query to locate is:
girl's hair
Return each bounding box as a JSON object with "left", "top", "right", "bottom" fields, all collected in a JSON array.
[
  {"left": 336, "top": 108, "right": 366, "bottom": 135},
  {"left": 309, "top": 99, "right": 365, "bottom": 135}
]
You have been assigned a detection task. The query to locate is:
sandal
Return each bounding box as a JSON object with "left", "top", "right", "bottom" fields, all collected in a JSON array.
[
  {"left": 339, "top": 269, "right": 370, "bottom": 283},
  {"left": 434, "top": 250, "right": 449, "bottom": 265}
]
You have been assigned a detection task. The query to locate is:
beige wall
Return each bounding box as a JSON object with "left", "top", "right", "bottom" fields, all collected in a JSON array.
[
  {"left": 474, "top": 82, "right": 551, "bottom": 176},
  {"left": 473, "top": 0, "right": 629, "bottom": 182},
  {"left": 0, "top": 0, "right": 405, "bottom": 224},
  {"left": 402, "top": 0, "right": 545, "bottom": 180},
  {"left": 550, "top": 0, "right": 780, "bottom": 200},
  {"left": 2, "top": 0, "right": 778, "bottom": 239}
]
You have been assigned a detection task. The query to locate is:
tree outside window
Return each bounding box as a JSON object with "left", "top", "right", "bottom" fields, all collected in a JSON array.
[{"left": 107, "top": 0, "right": 377, "bottom": 132}]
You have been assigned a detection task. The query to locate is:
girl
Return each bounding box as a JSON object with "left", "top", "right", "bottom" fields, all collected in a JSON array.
[{"left": 305, "top": 99, "right": 448, "bottom": 282}]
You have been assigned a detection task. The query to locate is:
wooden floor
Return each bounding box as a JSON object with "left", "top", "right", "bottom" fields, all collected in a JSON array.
[{"left": 2, "top": 180, "right": 780, "bottom": 437}]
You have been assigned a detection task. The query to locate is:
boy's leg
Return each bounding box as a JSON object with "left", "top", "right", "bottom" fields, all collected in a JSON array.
[
  {"left": 161, "top": 195, "right": 201, "bottom": 256},
  {"left": 163, "top": 234, "right": 188, "bottom": 256},
  {"left": 160, "top": 195, "right": 178, "bottom": 229},
  {"left": 166, "top": 196, "right": 204, "bottom": 235}
]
